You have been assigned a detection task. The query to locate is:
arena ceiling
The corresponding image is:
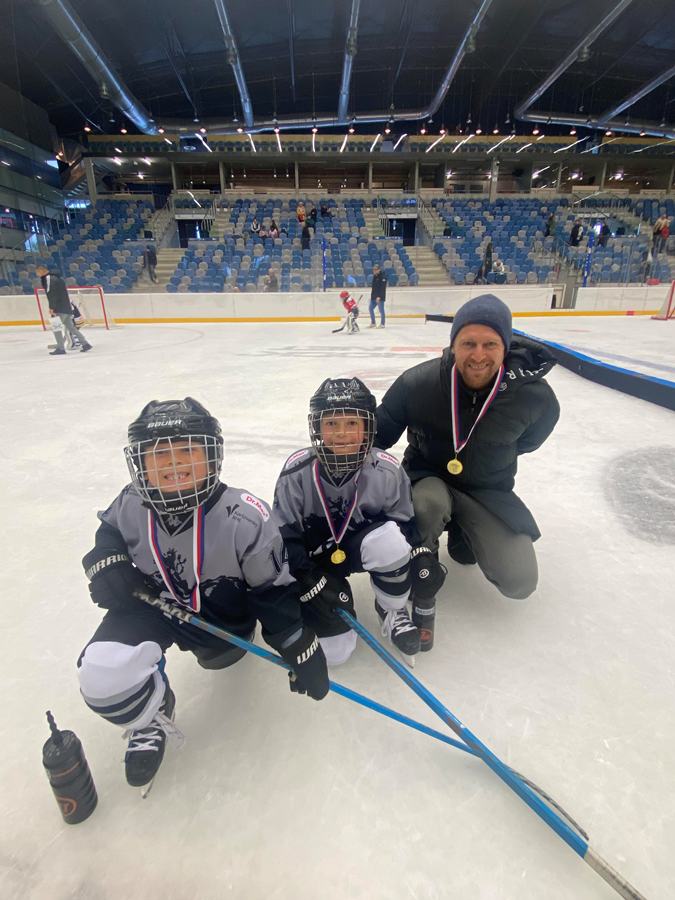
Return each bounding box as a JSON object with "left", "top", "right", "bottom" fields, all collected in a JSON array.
[{"left": 2, "top": 0, "right": 674, "bottom": 138}]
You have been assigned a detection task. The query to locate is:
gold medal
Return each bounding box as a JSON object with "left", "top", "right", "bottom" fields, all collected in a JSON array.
[
  {"left": 331, "top": 547, "right": 347, "bottom": 565},
  {"left": 447, "top": 458, "right": 463, "bottom": 476}
]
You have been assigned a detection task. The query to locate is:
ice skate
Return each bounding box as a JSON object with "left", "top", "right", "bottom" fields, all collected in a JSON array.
[
  {"left": 375, "top": 600, "right": 420, "bottom": 667},
  {"left": 123, "top": 687, "right": 182, "bottom": 795}
]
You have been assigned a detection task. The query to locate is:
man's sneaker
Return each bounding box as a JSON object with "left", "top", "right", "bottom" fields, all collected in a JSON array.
[
  {"left": 49, "top": 349, "right": 66, "bottom": 355},
  {"left": 377, "top": 324, "right": 385, "bottom": 328},
  {"left": 368, "top": 323, "right": 376, "bottom": 328},
  {"left": 375, "top": 600, "right": 420, "bottom": 661},
  {"left": 80, "top": 345, "right": 93, "bottom": 353},
  {"left": 124, "top": 687, "right": 179, "bottom": 788}
]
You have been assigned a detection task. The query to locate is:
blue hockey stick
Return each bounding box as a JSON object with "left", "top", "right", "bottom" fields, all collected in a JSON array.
[{"left": 338, "top": 609, "right": 645, "bottom": 900}]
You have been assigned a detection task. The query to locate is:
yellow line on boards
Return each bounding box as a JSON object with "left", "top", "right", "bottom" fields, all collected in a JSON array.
[{"left": 0, "top": 310, "right": 660, "bottom": 327}]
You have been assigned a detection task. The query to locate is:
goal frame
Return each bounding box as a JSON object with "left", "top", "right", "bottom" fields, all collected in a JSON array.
[
  {"left": 35, "top": 284, "right": 110, "bottom": 330},
  {"left": 651, "top": 280, "right": 675, "bottom": 320}
]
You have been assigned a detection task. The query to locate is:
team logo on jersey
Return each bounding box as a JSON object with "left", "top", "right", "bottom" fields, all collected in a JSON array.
[
  {"left": 376, "top": 450, "right": 400, "bottom": 467},
  {"left": 241, "top": 493, "right": 270, "bottom": 521},
  {"left": 225, "top": 503, "right": 240, "bottom": 518},
  {"left": 286, "top": 448, "right": 310, "bottom": 468},
  {"left": 498, "top": 381, "right": 508, "bottom": 392}
]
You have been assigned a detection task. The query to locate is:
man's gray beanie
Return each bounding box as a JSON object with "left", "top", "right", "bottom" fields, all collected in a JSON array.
[{"left": 450, "top": 294, "right": 512, "bottom": 352}]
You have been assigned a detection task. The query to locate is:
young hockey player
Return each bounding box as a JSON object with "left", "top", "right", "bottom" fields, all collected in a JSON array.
[
  {"left": 334, "top": 290, "right": 360, "bottom": 334},
  {"left": 273, "top": 378, "right": 444, "bottom": 667},
  {"left": 77, "top": 398, "right": 328, "bottom": 790}
]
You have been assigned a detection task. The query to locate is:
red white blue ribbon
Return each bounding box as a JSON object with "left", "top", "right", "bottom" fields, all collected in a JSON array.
[
  {"left": 450, "top": 363, "right": 505, "bottom": 458},
  {"left": 311, "top": 459, "right": 360, "bottom": 550},
  {"left": 147, "top": 507, "right": 205, "bottom": 612}
]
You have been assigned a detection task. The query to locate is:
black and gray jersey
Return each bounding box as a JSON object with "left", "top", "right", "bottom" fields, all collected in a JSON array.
[
  {"left": 91, "top": 482, "right": 302, "bottom": 645},
  {"left": 272, "top": 447, "right": 417, "bottom": 574}
]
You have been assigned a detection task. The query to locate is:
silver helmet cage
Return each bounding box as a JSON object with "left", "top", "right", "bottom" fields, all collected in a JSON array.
[
  {"left": 124, "top": 433, "right": 223, "bottom": 515},
  {"left": 308, "top": 406, "right": 376, "bottom": 485}
]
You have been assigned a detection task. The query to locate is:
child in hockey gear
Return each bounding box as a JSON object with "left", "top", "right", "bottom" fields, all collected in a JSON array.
[
  {"left": 78, "top": 397, "right": 328, "bottom": 790},
  {"left": 273, "top": 377, "right": 424, "bottom": 666},
  {"left": 335, "top": 290, "right": 360, "bottom": 334}
]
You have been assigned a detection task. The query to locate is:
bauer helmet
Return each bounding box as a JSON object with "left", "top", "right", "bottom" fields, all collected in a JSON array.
[
  {"left": 339, "top": 290, "right": 350, "bottom": 300},
  {"left": 308, "top": 377, "right": 376, "bottom": 485},
  {"left": 125, "top": 397, "right": 223, "bottom": 515}
]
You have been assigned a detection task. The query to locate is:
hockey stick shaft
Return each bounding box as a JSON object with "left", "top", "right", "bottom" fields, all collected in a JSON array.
[
  {"left": 134, "top": 591, "right": 471, "bottom": 756},
  {"left": 338, "top": 610, "right": 645, "bottom": 900}
]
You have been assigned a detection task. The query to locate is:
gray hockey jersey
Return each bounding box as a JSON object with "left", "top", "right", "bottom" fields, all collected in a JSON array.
[
  {"left": 92, "top": 482, "right": 302, "bottom": 644},
  {"left": 272, "top": 447, "right": 417, "bottom": 574}
]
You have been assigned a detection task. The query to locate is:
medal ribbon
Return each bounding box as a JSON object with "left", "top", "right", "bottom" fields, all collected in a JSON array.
[
  {"left": 450, "top": 363, "right": 505, "bottom": 458},
  {"left": 148, "top": 507, "right": 205, "bottom": 612},
  {"left": 311, "top": 460, "right": 360, "bottom": 550}
]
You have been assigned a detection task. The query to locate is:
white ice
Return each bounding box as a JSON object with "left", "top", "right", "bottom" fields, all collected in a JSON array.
[{"left": 1, "top": 317, "right": 674, "bottom": 900}]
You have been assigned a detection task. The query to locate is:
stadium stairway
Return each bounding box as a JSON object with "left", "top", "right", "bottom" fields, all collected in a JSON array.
[
  {"left": 411, "top": 246, "right": 450, "bottom": 285},
  {"left": 132, "top": 247, "right": 186, "bottom": 292}
]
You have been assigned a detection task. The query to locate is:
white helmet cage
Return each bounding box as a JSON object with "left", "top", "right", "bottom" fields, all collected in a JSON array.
[{"left": 125, "top": 434, "right": 223, "bottom": 515}]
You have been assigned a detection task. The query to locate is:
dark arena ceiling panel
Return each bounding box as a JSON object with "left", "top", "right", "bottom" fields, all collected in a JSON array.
[{"left": 1, "top": 0, "right": 673, "bottom": 137}]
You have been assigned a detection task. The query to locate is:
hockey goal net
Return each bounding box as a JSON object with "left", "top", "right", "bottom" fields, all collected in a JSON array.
[
  {"left": 652, "top": 281, "right": 675, "bottom": 320},
  {"left": 35, "top": 284, "right": 116, "bottom": 330}
]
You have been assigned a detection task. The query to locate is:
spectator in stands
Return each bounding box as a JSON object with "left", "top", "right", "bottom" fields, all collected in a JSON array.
[
  {"left": 597, "top": 222, "right": 611, "bottom": 248},
  {"left": 483, "top": 240, "right": 493, "bottom": 275},
  {"left": 265, "top": 271, "right": 279, "bottom": 292},
  {"left": 269, "top": 220, "right": 280, "bottom": 239},
  {"left": 250, "top": 217, "right": 261, "bottom": 236},
  {"left": 545, "top": 213, "right": 556, "bottom": 237},
  {"left": 653, "top": 216, "right": 669, "bottom": 254},
  {"left": 369, "top": 264, "right": 387, "bottom": 328},
  {"left": 142, "top": 244, "right": 158, "bottom": 283},
  {"left": 297, "top": 204, "right": 306, "bottom": 224},
  {"left": 490, "top": 260, "right": 506, "bottom": 284},
  {"left": 301, "top": 223, "right": 311, "bottom": 251},
  {"left": 374, "top": 294, "right": 560, "bottom": 601},
  {"left": 443, "top": 223, "right": 453, "bottom": 237},
  {"left": 320, "top": 203, "right": 332, "bottom": 219},
  {"left": 308, "top": 207, "right": 318, "bottom": 230},
  {"left": 472, "top": 264, "right": 486, "bottom": 285},
  {"left": 569, "top": 220, "right": 583, "bottom": 247},
  {"left": 36, "top": 264, "right": 92, "bottom": 356}
]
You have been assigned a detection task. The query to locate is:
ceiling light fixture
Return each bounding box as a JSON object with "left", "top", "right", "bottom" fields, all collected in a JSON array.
[
  {"left": 83, "top": 125, "right": 91, "bottom": 133},
  {"left": 120, "top": 127, "right": 127, "bottom": 134}
]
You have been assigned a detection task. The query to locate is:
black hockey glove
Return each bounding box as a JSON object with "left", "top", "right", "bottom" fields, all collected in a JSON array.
[
  {"left": 82, "top": 549, "right": 151, "bottom": 613},
  {"left": 280, "top": 627, "right": 329, "bottom": 701},
  {"left": 297, "top": 570, "right": 353, "bottom": 619},
  {"left": 410, "top": 546, "right": 447, "bottom": 600}
]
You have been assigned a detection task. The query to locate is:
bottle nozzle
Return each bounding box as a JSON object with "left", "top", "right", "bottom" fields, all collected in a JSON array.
[{"left": 46, "top": 710, "right": 63, "bottom": 746}]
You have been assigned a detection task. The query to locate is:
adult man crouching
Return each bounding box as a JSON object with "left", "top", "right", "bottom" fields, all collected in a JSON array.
[{"left": 375, "top": 294, "right": 559, "bottom": 600}]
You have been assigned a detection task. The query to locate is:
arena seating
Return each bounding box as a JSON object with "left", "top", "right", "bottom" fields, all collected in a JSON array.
[{"left": 1, "top": 200, "right": 153, "bottom": 294}]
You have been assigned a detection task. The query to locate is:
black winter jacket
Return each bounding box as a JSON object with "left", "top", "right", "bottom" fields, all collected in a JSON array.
[
  {"left": 371, "top": 270, "right": 387, "bottom": 301},
  {"left": 375, "top": 337, "right": 560, "bottom": 538},
  {"left": 41, "top": 272, "right": 71, "bottom": 314}
]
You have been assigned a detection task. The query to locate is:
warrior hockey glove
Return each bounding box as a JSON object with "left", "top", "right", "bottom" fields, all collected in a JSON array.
[
  {"left": 410, "top": 546, "right": 447, "bottom": 600},
  {"left": 280, "top": 627, "right": 329, "bottom": 701},
  {"left": 82, "top": 549, "right": 152, "bottom": 612},
  {"left": 297, "top": 570, "right": 353, "bottom": 619}
]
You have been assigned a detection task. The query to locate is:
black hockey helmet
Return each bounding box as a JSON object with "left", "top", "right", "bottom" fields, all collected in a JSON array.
[
  {"left": 125, "top": 398, "right": 223, "bottom": 515},
  {"left": 308, "top": 377, "right": 376, "bottom": 485}
]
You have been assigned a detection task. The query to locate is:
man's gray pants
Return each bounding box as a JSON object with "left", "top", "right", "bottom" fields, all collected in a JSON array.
[
  {"left": 412, "top": 476, "right": 537, "bottom": 599},
  {"left": 54, "top": 314, "right": 91, "bottom": 351}
]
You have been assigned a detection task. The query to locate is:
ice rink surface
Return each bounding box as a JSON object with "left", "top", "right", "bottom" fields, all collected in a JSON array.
[{"left": 1, "top": 315, "right": 674, "bottom": 900}]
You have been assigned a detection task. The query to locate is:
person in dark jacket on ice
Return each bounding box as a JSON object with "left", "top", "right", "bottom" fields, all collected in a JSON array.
[{"left": 375, "top": 294, "right": 559, "bottom": 600}]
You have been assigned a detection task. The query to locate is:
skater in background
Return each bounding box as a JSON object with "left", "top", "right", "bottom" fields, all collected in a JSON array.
[
  {"left": 36, "top": 264, "right": 92, "bottom": 356},
  {"left": 375, "top": 295, "right": 559, "bottom": 603},
  {"left": 273, "top": 378, "right": 445, "bottom": 668},
  {"left": 338, "top": 290, "right": 360, "bottom": 333},
  {"left": 77, "top": 398, "right": 328, "bottom": 791},
  {"left": 369, "top": 264, "right": 387, "bottom": 328}
]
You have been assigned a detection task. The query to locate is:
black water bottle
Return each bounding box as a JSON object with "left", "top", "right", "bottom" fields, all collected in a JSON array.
[
  {"left": 42, "top": 711, "right": 97, "bottom": 824},
  {"left": 412, "top": 596, "right": 436, "bottom": 652}
]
